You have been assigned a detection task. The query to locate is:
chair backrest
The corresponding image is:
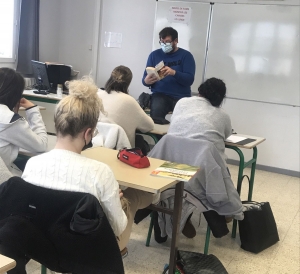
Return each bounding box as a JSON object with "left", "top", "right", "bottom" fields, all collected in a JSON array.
[
  {"left": 0, "top": 156, "right": 12, "bottom": 185},
  {"left": 93, "top": 121, "right": 131, "bottom": 150},
  {"left": 0, "top": 177, "right": 124, "bottom": 274},
  {"left": 149, "top": 134, "right": 243, "bottom": 218}
]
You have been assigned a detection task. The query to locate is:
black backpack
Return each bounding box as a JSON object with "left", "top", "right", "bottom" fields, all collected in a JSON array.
[
  {"left": 163, "top": 250, "right": 228, "bottom": 274},
  {"left": 137, "top": 92, "right": 151, "bottom": 110}
]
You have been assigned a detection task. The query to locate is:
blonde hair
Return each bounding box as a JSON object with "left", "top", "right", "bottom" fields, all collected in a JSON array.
[
  {"left": 54, "top": 76, "right": 104, "bottom": 137},
  {"left": 121, "top": 197, "right": 130, "bottom": 218}
]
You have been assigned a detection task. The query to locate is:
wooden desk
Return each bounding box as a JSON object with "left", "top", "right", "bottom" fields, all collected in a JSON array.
[
  {"left": 82, "top": 147, "right": 183, "bottom": 274},
  {"left": 225, "top": 134, "right": 266, "bottom": 238},
  {"left": 0, "top": 254, "right": 16, "bottom": 273},
  {"left": 137, "top": 123, "right": 170, "bottom": 143},
  {"left": 23, "top": 90, "right": 66, "bottom": 104}
]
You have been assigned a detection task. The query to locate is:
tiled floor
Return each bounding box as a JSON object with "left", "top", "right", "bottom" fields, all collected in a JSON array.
[{"left": 26, "top": 165, "right": 299, "bottom": 274}]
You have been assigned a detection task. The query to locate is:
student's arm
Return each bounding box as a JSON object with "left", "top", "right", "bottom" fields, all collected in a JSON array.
[
  {"left": 224, "top": 114, "right": 232, "bottom": 139},
  {"left": 2, "top": 107, "right": 48, "bottom": 152},
  {"left": 134, "top": 100, "right": 155, "bottom": 133},
  {"left": 96, "top": 167, "right": 128, "bottom": 236},
  {"left": 172, "top": 52, "right": 195, "bottom": 87}
]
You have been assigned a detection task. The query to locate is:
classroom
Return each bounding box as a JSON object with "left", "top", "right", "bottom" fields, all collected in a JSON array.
[{"left": 0, "top": 0, "right": 299, "bottom": 273}]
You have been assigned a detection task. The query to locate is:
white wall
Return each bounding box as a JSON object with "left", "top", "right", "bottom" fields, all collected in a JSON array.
[
  {"left": 57, "top": 0, "right": 96, "bottom": 77},
  {"left": 96, "top": 0, "right": 157, "bottom": 98},
  {"left": 39, "top": 0, "right": 96, "bottom": 76},
  {"left": 223, "top": 99, "right": 300, "bottom": 172},
  {"left": 39, "top": 0, "right": 60, "bottom": 62}
]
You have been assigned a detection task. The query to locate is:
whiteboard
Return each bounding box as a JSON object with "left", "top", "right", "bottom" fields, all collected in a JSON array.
[
  {"left": 205, "top": 4, "right": 300, "bottom": 106},
  {"left": 153, "top": 1, "right": 211, "bottom": 94}
]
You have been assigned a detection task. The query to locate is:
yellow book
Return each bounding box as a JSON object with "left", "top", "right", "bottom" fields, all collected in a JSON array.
[
  {"left": 146, "top": 60, "right": 165, "bottom": 80},
  {"left": 150, "top": 161, "right": 199, "bottom": 182}
]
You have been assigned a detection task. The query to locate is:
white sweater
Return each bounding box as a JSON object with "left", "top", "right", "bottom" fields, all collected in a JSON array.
[
  {"left": 0, "top": 104, "right": 48, "bottom": 175},
  {"left": 168, "top": 97, "right": 232, "bottom": 162},
  {"left": 22, "top": 149, "right": 127, "bottom": 236},
  {"left": 97, "top": 90, "right": 154, "bottom": 147}
]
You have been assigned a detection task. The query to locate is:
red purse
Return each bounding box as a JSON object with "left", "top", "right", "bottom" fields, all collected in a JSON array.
[{"left": 117, "top": 148, "right": 150, "bottom": 168}]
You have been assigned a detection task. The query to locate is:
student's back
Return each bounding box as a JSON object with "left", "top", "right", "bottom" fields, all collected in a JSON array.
[
  {"left": 98, "top": 89, "right": 154, "bottom": 147},
  {"left": 168, "top": 78, "right": 232, "bottom": 162},
  {"left": 98, "top": 66, "right": 154, "bottom": 148}
]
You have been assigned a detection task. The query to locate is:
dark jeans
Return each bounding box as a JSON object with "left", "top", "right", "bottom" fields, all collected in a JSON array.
[{"left": 150, "top": 93, "right": 179, "bottom": 120}]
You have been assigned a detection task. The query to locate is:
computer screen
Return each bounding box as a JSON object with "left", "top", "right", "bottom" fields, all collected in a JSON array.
[
  {"left": 46, "top": 63, "right": 71, "bottom": 91},
  {"left": 31, "top": 60, "right": 51, "bottom": 92}
]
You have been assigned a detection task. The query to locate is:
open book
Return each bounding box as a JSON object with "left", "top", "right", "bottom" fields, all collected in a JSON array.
[
  {"left": 150, "top": 161, "right": 199, "bottom": 182},
  {"left": 146, "top": 60, "right": 165, "bottom": 80}
]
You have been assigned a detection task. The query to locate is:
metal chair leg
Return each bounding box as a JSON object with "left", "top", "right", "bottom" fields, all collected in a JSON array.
[
  {"left": 204, "top": 225, "right": 211, "bottom": 255},
  {"left": 41, "top": 265, "right": 47, "bottom": 274},
  {"left": 146, "top": 212, "right": 154, "bottom": 246}
]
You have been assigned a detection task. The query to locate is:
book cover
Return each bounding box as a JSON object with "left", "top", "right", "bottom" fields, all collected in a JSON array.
[
  {"left": 150, "top": 161, "right": 199, "bottom": 182},
  {"left": 146, "top": 60, "right": 165, "bottom": 80}
]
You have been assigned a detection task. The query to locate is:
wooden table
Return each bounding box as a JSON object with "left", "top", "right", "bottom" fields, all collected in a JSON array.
[
  {"left": 137, "top": 123, "right": 170, "bottom": 143},
  {"left": 23, "top": 89, "right": 66, "bottom": 104},
  {"left": 82, "top": 147, "right": 183, "bottom": 274},
  {"left": 0, "top": 254, "right": 16, "bottom": 273},
  {"left": 225, "top": 134, "right": 266, "bottom": 238}
]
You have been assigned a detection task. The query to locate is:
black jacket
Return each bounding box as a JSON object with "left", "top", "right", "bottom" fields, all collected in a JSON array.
[{"left": 0, "top": 177, "right": 124, "bottom": 274}]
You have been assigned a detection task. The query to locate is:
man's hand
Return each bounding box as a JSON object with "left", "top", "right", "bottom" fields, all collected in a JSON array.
[
  {"left": 160, "top": 66, "right": 176, "bottom": 77},
  {"left": 144, "top": 73, "right": 159, "bottom": 85},
  {"left": 19, "top": 98, "right": 35, "bottom": 110}
]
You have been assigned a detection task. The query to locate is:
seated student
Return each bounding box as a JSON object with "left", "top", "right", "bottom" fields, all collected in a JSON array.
[
  {"left": 168, "top": 77, "right": 232, "bottom": 163},
  {"left": 97, "top": 66, "right": 154, "bottom": 152},
  {"left": 0, "top": 68, "right": 48, "bottom": 176},
  {"left": 22, "top": 77, "right": 154, "bottom": 257}
]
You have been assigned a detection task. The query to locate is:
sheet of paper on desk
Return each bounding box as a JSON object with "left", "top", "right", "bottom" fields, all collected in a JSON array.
[{"left": 226, "top": 135, "right": 247, "bottom": 143}]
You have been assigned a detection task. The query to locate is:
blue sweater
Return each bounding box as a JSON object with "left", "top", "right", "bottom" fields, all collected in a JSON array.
[{"left": 142, "top": 48, "right": 196, "bottom": 99}]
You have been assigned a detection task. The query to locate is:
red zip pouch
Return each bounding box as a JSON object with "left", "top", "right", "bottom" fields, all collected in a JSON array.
[{"left": 117, "top": 148, "right": 150, "bottom": 168}]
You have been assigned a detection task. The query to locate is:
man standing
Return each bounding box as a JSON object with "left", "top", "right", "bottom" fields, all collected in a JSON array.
[{"left": 142, "top": 27, "right": 196, "bottom": 121}]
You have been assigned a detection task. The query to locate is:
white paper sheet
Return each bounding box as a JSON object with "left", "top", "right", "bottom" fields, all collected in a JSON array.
[{"left": 225, "top": 135, "right": 247, "bottom": 143}]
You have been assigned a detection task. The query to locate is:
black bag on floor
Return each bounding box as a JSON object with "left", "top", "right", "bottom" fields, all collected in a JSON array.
[
  {"left": 137, "top": 92, "right": 151, "bottom": 110},
  {"left": 239, "top": 201, "right": 279, "bottom": 253},
  {"left": 163, "top": 250, "right": 228, "bottom": 274}
]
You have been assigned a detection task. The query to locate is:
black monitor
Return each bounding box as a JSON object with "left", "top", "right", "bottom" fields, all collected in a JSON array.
[
  {"left": 31, "top": 60, "right": 72, "bottom": 94},
  {"left": 47, "top": 63, "right": 71, "bottom": 92},
  {"left": 31, "top": 60, "right": 51, "bottom": 92}
]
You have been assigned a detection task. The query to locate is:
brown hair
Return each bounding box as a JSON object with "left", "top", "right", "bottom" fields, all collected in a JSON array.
[
  {"left": 104, "top": 66, "right": 132, "bottom": 94},
  {"left": 54, "top": 76, "right": 104, "bottom": 137},
  {"left": 0, "top": 68, "right": 25, "bottom": 110}
]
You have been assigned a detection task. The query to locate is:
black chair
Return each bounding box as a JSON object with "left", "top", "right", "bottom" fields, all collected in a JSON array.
[{"left": 0, "top": 177, "right": 124, "bottom": 274}]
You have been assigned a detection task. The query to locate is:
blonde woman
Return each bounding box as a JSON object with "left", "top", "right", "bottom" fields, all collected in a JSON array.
[{"left": 22, "top": 77, "right": 154, "bottom": 256}]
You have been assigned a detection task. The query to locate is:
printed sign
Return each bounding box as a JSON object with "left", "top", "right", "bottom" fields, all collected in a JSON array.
[
  {"left": 168, "top": 6, "right": 192, "bottom": 25},
  {"left": 104, "top": 32, "right": 122, "bottom": 48}
]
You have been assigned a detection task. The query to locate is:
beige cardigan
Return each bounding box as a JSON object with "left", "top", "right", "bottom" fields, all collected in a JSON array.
[{"left": 97, "top": 90, "right": 154, "bottom": 147}]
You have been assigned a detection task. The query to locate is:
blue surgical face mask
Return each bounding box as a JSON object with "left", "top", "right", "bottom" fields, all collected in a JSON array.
[{"left": 161, "top": 43, "right": 173, "bottom": 53}]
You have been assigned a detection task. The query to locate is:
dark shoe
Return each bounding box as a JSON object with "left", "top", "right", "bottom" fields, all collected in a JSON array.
[
  {"left": 121, "top": 247, "right": 128, "bottom": 259},
  {"left": 182, "top": 219, "right": 196, "bottom": 238}
]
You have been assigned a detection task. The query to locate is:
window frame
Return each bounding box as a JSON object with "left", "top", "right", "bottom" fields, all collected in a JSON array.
[{"left": 0, "top": 0, "right": 21, "bottom": 63}]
